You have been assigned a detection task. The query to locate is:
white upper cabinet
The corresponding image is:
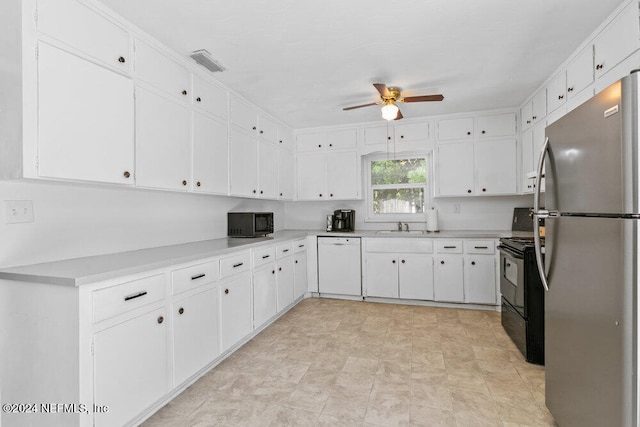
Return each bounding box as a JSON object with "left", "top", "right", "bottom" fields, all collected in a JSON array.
[
  {"left": 192, "top": 112, "right": 228, "bottom": 195},
  {"left": 258, "top": 115, "right": 278, "bottom": 144},
  {"left": 258, "top": 141, "right": 279, "bottom": 198},
  {"left": 364, "top": 125, "right": 394, "bottom": 145},
  {"left": 566, "top": 45, "right": 594, "bottom": 99},
  {"left": 327, "top": 151, "right": 359, "bottom": 200},
  {"left": 135, "top": 87, "right": 191, "bottom": 191},
  {"left": 436, "top": 141, "right": 474, "bottom": 196},
  {"left": 230, "top": 96, "right": 259, "bottom": 134},
  {"left": 475, "top": 139, "right": 517, "bottom": 195},
  {"left": 437, "top": 117, "right": 474, "bottom": 141},
  {"left": 522, "top": 90, "right": 546, "bottom": 129},
  {"left": 395, "top": 121, "right": 430, "bottom": 142},
  {"left": 37, "top": 42, "right": 134, "bottom": 185},
  {"left": 594, "top": 2, "right": 640, "bottom": 80},
  {"left": 229, "top": 127, "right": 258, "bottom": 197},
  {"left": 476, "top": 113, "right": 515, "bottom": 138},
  {"left": 296, "top": 153, "right": 327, "bottom": 200},
  {"left": 278, "top": 149, "right": 294, "bottom": 200},
  {"left": 327, "top": 128, "right": 358, "bottom": 150},
  {"left": 192, "top": 75, "right": 228, "bottom": 119},
  {"left": 277, "top": 126, "right": 294, "bottom": 151},
  {"left": 134, "top": 39, "right": 191, "bottom": 101},
  {"left": 37, "top": 0, "right": 130, "bottom": 72},
  {"left": 297, "top": 132, "right": 327, "bottom": 152},
  {"left": 546, "top": 72, "right": 567, "bottom": 113}
]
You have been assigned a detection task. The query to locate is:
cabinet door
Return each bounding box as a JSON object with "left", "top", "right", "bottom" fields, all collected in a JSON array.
[
  {"left": 521, "top": 102, "right": 533, "bottom": 130},
  {"left": 475, "top": 139, "right": 517, "bottom": 195},
  {"left": 94, "top": 308, "right": 169, "bottom": 427},
  {"left": 277, "top": 126, "right": 294, "bottom": 151},
  {"left": 464, "top": 256, "right": 496, "bottom": 304},
  {"left": 258, "top": 115, "right": 278, "bottom": 144},
  {"left": 276, "top": 257, "right": 295, "bottom": 311},
  {"left": 399, "top": 254, "right": 434, "bottom": 300},
  {"left": 477, "top": 113, "right": 515, "bottom": 138},
  {"left": 566, "top": 45, "right": 594, "bottom": 98},
  {"left": 436, "top": 141, "right": 474, "bottom": 196},
  {"left": 135, "top": 39, "right": 190, "bottom": 100},
  {"left": 296, "top": 152, "right": 327, "bottom": 200},
  {"left": 531, "top": 90, "right": 547, "bottom": 123},
  {"left": 193, "top": 112, "right": 228, "bottom": 194},
  {"left": 220, "top": 274, "right": 252, "bottom": 352},
  {"left": 297, "top": 132, "right": 327, "bottom": 152},
  {"left": 434, "top": 255, "right": 464, "bottom": 302},
  {"left": 365, "top": 253, "right": 399, "bottom": 298},
  {"left": 192, "top": 75, "right": 228, "bottom": 119},
  {"left": 229, "top": 128, "right": 259, "bottom": 197},
  {"left": 173, "top": 287, "right": 220, "bottom": 386},
  {"left": 253, "top": 266, "right": 277, "bottom": 328},
  {"left": 521, "top": 128, "right": 535, "bottom": 193},
  {"left": 38, "top": 0, "right": 129, "bottom": 71},
  {"left": 364, "top": 125, "right": 394, "bottom": 145},
  {"left": 547, "top": 72, "right": 567, "bottom": 113},
  {"left": 327, "top": 151, "right": 359, "bottom": 199},
  {"left": 38, "top": 43, "right": 134, "bottom": 184},
  {"left": 293, "top": 253, "right": 308, "bottom": 299},
  {"left": 395, "top": 121, "right": 430, "bottom": 143},
  {"left": 437, "top": 117, "right": 474, "bottom": 141},
  {"left": 278, "top": 149, "right": 294, "bottom": 200},
  {"left": 136, "top": 87, "right": 191, "bottom": 190},
  {"left": 229, "top": 96, "right": 258, "bottom": 134},
  {"left": 327, "top": 128, "right": 358, "bottom": 150},
  {"left": 258, "top": 141, "right": 279, "bottom": 199},
  {"left": 594, "top": 2, "right": 640, "bottom": 80}
]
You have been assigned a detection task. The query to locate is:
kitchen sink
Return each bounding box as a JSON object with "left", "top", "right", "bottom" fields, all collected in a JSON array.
[{"left": 376, "top": 230, "right": 425, "bottom": 235}]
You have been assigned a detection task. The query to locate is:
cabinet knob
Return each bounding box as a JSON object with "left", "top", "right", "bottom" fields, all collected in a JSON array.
[
  {"left": 528, "top": 184, "right": 532, "bottom": 189},
  {"left": 182, "top": 90, "right": 187, "bottom": 96},
  {"left": 471, "top": 261, "right": 476, "bottom": 266},
  {"left": 467, "top": 189, "right": 472, "bottom": 193},
  {"left": 440, "top": 260, "right": 445, "bottom": 265},
  {"left": 526, "top": 120, "right": 531, "bottom": 124},
  {"left": 318, "top": 144, "right": 322, "bottom": 148},
  {"left": 467, "top": 131, "right": 471, "bottom": 135},
  {"left": 319, "top": 193, "right": 323, "bottom": 197},
  {"left": 197, "top": 181, "right": 201, "bottom": 187},
  {"left": 253, "top": 189, "right": 257, "bottom": 194},
  {"left": 387, "top": 136, "right": 391, "bottom": 140},
  {"left": 224, "top": 289, "right": 229, "bottom": 294},
  {"left": 272, "top": 270, "right": 275, "bottom": 274},
  {"left": 157, "top": 316, "right": 164, "bottom": 324},
  {"left": 253, "top": 126, "right": 257, "bottom": 130},
  {"left": 295, "top": 260, "right": 298, "bottom": 264},
  {"left": 482, "top": 188, "right": 487, "bottom": 192},
  {"left": 118, "top": 56, "right": 126, "bottom": 63},
  {"left": 567, "top": 87, "right": 574, "bottom": 92},
  {"left": 532, "top": 116, "right": 537, "bottom": 120},
  {"left": 330, "top": 193, "right": 334, "bottom": 197},
  {"left": 481, "top": 130, "right": 486, "bottom": 134},
  {"left": 596, "top": 64, "right": 604, "bottom": 70},
  {"left": 196, "top": 97, "right": 202, "bottom": 102},
  {"left": 260, "top": 190, "right": 264, "bottom": 194},
  {"left": 178, "top": 307, "right": 184, "bottom": 315},
  {"left": 558, "top": 95, "right": 564, "bottom": 100},
  {"left": 329, "top": 143, "right": 333, "bottom": 147},
  {"left": 401, "top": 260, "right": 406, "bottom": 264},
  {"left": 392, "top": 260, "right": 396, "bottom": 264},
  {"left": 400, "top": 135, "right": 404, "bottom": 139},
  {"left": 123, "top": 171, "right": 130, "bottom": 178},
  {"left": 279, "top": 140, "right": 283, "bottom": 144},
  {"left": 278, "top": 267, "right": 282, "bottom": 271},
  {"left": 279, "top": 192, "right": 283, "bottom": 196},
  {"left": 260, "top": 130, "right": 264, "bottom": 134},
  {"left": 182, "top": 180, "right": 187, "bottom": 186}
]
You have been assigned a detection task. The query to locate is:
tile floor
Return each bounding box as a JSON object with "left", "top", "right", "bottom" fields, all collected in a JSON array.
[{"left": 142, "top": 298, "right": 555, "bottom": 426}]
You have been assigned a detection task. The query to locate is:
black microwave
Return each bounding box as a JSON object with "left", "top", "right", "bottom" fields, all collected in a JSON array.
[{"left": 228, "top": 212, "right": 274, "bottom": 237}]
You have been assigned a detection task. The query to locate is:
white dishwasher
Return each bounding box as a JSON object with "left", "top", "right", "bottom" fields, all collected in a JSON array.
[{"left": 317, "top": 237, "right": 361, "bottom": 296}]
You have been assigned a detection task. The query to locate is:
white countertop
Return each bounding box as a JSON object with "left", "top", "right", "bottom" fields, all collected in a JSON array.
[{"left": 0, "top": 229, "right": 517, "bottom": 286}]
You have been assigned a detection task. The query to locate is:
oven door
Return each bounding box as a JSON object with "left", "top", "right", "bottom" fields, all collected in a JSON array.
[{"left": 498, "top": 245, "right": 525, "bottom": 317}]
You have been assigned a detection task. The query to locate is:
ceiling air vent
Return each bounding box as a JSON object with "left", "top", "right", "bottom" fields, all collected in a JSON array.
[{"left": 189, "top": 49, "right": 226, "bottom": 73}]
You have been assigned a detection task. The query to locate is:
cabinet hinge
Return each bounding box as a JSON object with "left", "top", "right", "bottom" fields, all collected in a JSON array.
[
  {"left": 34, "top": 45, "right": 38, "bottom": 60},
  {"left": 34, "top": 155, "right": 39, "bottom": 170},
  {"left": 90, "top": 340, "right": 94, "bottom": 356},
  {"left": 33, "top": 9, "right": 38, "bottom": 24}
]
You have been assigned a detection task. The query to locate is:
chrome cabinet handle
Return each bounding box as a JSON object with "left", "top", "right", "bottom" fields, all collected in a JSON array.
[{"left": 533, "top": 137, "right": 550, "bottom": 292}]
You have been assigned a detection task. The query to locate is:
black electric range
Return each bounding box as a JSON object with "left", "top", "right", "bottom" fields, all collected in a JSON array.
[{"left": 497, "top": 209, "right": 545, "bottom": 365}]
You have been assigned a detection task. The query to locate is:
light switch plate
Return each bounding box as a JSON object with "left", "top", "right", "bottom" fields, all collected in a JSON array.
[{"left": 5, "top": 200, "right": 34, "bottom": 224}]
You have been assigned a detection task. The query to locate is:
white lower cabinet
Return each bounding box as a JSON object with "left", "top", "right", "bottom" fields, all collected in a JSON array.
[
  {"left": 253, "top": 265, "right": 277, "bottom": 328},
  {"left": 93, "top": 307, "right": 169, "bottom": 427},
  {"left": 172, "top": 286, "right": 220, "bottom": 386},
  {"left": 464, "top": 256, "right": 497, "bottom": 304},
  {"left": 293, "top": 252, "right": 308, "bottom": 299},
  {"left": 276, "top": 257, "right": 295, "bottom": 311},
  {"left": 366, "top": 253, "right": 399, "bottom": 298},
  {"left": 398, "top": 254, "right": 434, "bottom": 300},
  {"left": 433, "top": 255, "right": 465, "bottom": 302},
  {"left": 219, "top": 273, "right": 252, "bottom": 352}
]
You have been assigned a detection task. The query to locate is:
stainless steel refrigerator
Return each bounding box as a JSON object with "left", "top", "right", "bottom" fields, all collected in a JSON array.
[{"left": 533, "top": 71, "right": 640, "bottom": 426}]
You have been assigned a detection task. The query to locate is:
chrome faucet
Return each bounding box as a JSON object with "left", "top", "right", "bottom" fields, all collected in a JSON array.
[
  {"left": 397, "top": 222, "right": 403, "bottom": 231},
  {"left": 404, "top": 223, "right": 409, "bottom": 232}
]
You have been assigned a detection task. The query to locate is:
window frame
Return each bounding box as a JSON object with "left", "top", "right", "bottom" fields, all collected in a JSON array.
[{"left": 364, "top": 152, "right": 432, "bottom": 223}]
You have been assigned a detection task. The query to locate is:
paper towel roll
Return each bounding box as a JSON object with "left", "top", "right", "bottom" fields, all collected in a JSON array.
[{"left": 426, "top": 209, "right": 439, "bottom": 232}]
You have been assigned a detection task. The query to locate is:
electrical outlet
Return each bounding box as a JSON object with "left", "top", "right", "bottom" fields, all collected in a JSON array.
[
  {"left": 5, "top": 200, "right": 34, "bottom": 224},
  {"left": 453, "top": 203, "right": 461, "bottom": 214}
]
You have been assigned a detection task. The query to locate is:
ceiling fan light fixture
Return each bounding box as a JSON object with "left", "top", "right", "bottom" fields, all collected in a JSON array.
[{"left": 381, "top": 101, "right": 399, "bottom": 121}]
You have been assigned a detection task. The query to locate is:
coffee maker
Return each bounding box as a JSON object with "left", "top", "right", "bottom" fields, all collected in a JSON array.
[{"left": 332, "top": 209, "right": 355, "bottom": 232}]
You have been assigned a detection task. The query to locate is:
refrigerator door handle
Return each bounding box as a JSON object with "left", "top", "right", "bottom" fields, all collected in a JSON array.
[{"left": 533, "top": 137, "right": 550, "bottom": 292}]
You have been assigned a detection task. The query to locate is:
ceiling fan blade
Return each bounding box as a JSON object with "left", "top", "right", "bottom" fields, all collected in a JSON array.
[
  {"left": 342, "top": 102, "right": 379, "bottom": 111},
  {"left": 394, "top": 108, "right": 403, "bottom": 120},
  {"left": 373, "top": 83, "right": 390, "bottom": 98},
  {"left": 402, "top": 94, "right": 444, "bottom": 103}
]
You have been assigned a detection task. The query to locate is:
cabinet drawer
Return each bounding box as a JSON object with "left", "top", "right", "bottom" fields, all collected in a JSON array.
[
  {"left": 93, "top": 274, "right": 165, "bottom": 322},
  {"left": 171, "top": 261, "right": 218, "bottom": 295},
  {"left": 366, "top": 238, "right": 433, "bottom": 253},
  {"left": 293, "top": 239, "right": 308, "bottom": 253},
  {"left": 276, "top": 242, "right": 294, "bottom": 259},
  {"left": 435, "top": 240, "right": 463, "bottom": 253},
  {"left": 220, "top": 251, "right": 251, "bottom": 278},
  {"left": 252, "top": 246, "right": 276, "bottom": 268},
  {"left": 465, "top": 240, "right": 495, "bottom": 254}
]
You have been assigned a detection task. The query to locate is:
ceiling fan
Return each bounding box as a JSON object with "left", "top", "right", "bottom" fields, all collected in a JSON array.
[{"left": 343, "top": 83, "right": 444, "bottom": 121}]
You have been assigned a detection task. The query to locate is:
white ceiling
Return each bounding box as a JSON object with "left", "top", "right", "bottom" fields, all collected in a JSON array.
[{"left": 101, "top": 0, "right": 625, "bottom": 128}]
